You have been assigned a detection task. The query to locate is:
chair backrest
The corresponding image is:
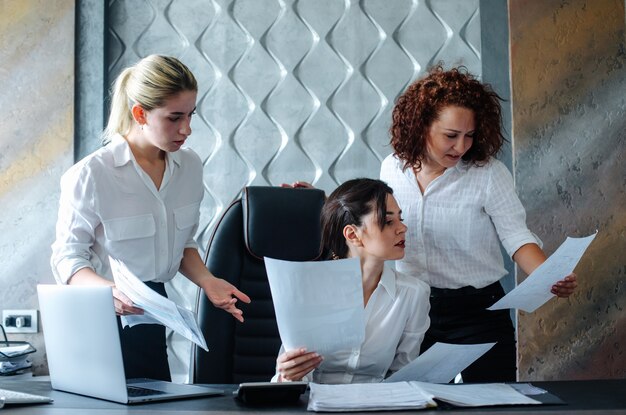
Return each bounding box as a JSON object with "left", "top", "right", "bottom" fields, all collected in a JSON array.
[{"left": 192, "top": 186, "right": 326, "bottom": 384}]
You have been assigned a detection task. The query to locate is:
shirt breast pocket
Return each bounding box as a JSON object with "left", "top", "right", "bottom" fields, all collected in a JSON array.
[
  {"left": 102, "top": 214, "right": 156, "bottom": 272},
  {"left": 170, "top": 203, "right": 200, "bottom": 274},
  {"left": 428, "top": 204, "right": 474, "bottom": 252}
]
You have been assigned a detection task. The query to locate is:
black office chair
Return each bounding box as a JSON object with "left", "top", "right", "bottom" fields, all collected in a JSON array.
[{"left": 192, "top": 186, "right": 326, "bottom": 384}]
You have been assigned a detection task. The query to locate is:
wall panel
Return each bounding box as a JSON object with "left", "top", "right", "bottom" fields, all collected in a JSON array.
[
  {"left": 0, "top": 0, "right": 74, "bottom": 375},
  {"left": 510, "top": 0, "right": 626, "bottom": 380}
]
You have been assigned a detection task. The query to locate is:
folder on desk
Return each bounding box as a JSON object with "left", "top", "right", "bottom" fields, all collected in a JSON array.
[{"left": 307, "top": 381, "right": 565, "bottom": 412}]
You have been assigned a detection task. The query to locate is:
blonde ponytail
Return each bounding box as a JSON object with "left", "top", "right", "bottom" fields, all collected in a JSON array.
[{"left": 103, "top": 67, "right": 134, "bottom": 144}]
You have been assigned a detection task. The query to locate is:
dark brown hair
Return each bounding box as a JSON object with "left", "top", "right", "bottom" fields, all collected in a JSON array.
[
  {"left": 390, "top": 65, "right": 505, "bottom": 170},
  {"left": 321, "top": 178, "right": 393, "bottom": 259}
]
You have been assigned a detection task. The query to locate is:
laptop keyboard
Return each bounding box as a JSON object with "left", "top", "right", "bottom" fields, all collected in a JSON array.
[{"left": 127, "top": 385, "right": 166, "bottom": 397}]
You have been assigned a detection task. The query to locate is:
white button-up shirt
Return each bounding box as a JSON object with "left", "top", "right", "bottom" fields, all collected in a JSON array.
[
  {"left": 273, "top": 266, "right": 430, "bottom": 384},
  {"left": 380, "top": 155, "right": 539, "bottom": 289},
  {"left": 51, "top": 134, "right": 204, "bottom": 284}
]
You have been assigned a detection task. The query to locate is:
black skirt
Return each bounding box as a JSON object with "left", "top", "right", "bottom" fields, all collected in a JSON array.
[
  {"left": 420, "top": 281, "right": 516, "bottom": 382},
  {"left": 117, "top": 281, "right": 171, "bottom": 381}
]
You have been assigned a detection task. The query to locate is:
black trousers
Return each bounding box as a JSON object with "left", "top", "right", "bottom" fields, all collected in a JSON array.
[
  {"left": 117, "top": 281, "right": 171, "bottom": 381},
  {"left": 420, "top": 281, "right": 516, "bottom": 383}
]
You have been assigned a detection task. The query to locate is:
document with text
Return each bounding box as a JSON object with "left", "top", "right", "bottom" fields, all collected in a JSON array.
[
  {"left": 307, "top": 381, "right": 541, "bottom": 411},
  {"left": 415, "top": 382, "right": 541, "bottom": 407},
  {"left": 488, "top": 232, "right": 597, "bottom": 313},
  {"left": 109, "top": 257, "right": 208, "bottom": 351},
  {"left": 384, "top": 342, "right": 496, "bottom": 383},
  {"left": 265, "top": 257, "right": 365, "bottom": 356}
]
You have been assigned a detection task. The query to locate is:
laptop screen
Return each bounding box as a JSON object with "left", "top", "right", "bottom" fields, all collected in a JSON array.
[{"left": 38, "top": 285, "right": 130, "bottom": 402}]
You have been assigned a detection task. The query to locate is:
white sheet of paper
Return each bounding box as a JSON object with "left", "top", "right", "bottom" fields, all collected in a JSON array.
[
  {"left": 488, "top": 232, "right": 597, "bottom": 312},
  {"left": 384, "top": 342, "right": 496, "bottom": 383},
  {"left": 0, "top": 344, "right": 32, "bottom": 358},
  {"left": 109, "top": 257, "right": 208, "bottom": 351},
  {"left": 414, "top": 382, "right": 541, "bottom": 406},
  {"left": 265, "top": 257, "right": 365, "bottom": 356}
]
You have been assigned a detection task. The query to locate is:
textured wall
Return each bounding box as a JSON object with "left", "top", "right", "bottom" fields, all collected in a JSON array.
[
  {"left": 0, "top": 1, "right": 74, "bottom": 374},
  {"left": 510, "top": 0, "right": 626, "bottom": 380},
  {"left": 104, "top": 0, "right": 482, "bottom": 381}
]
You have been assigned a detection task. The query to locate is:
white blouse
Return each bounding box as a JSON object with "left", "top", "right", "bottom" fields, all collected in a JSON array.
[
  {"left": 273, "top": 266, "right": 430, "bottom": 384},
  {"left": 380, "top": 154, "right": 540, "bottom": 289},
  {"left": 51, "top": 134, "right": 204, "bottom": 284}
]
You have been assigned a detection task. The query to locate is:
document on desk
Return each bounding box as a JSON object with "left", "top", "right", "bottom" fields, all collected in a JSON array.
[
  {"left": 109, "top": 257, "right": 208, "bottom": 351},
  {"left": 307, "top": 381, "right": 540, "bottom": 411},
  {"left": 0, "top": 344, "right": 32, "bottom": 358},
  {"left": 415, "top": 382, "right": 541, "bottom": 407},
  {"left": 308, "top": 382, "right": 436, "bottom": 412},
  {"left": 265, "top": 257, "right": 365, "bottom": 356},
  {"left": 488, "top": 232, "right": 597, "bottom": 313},
  {"left": 384, "top": 342, "right": 496, "bottom": 383}
]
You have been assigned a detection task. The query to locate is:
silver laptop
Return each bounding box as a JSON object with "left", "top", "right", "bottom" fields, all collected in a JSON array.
[{"left": 37, "top": 284, "right": 223, "bottom": 404}]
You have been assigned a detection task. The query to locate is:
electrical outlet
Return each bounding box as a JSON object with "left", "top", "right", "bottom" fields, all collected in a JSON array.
[{"left": 2, "top": 309, "right": 38, "bottom": 333}]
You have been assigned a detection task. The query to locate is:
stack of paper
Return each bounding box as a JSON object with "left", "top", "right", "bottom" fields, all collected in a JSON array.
[
  {"left": 415, "top": 382, "right": 541, "bottom": 407},
  {"left": 307, "top": 381, "right": 541, "bottom": 412},
  {"left": 109, "top": 257, "right": 208, "bottom": 351},
  {"left": 308, "top": 382, "right": 436, "bottom": 412},
  {"left": 0, "top": 344, "right": 35, "bottom": 375}
]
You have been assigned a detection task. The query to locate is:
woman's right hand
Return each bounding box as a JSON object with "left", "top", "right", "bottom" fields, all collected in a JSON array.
[
  {"left": 68, "top": 268, "right": 144, "bottom": 316},
  {"left": 111, "top": 286, "right": 144, "bottom": 316},
  {"left": 276, "top": 348, "right": 323, "bottom": 382}
]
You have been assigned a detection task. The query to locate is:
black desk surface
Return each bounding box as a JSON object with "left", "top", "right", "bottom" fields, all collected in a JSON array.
[{"left": 1, "top": 378, "right": 625, "bottom": 414}]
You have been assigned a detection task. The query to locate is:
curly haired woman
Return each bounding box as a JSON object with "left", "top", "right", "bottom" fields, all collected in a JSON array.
[{"left": 380, "top": 65, "right": 577, "bottom": 382}]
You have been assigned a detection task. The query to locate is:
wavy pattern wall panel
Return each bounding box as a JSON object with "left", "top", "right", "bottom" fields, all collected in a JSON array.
[
  {"left": 107, "top": 0, "right": 480, "bottom": 247},
  {"left": 106, "top": 0, "right": 481, "bottom": 380}
]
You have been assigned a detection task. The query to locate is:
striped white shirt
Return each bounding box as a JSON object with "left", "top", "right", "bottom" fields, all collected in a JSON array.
[{"left": 380, "top": 154, "right": 539, "bottom": 289}]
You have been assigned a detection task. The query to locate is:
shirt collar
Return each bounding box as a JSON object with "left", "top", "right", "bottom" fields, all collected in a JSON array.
[
  {"left": 111, "top": 134, "right": 133, "bottom": 167},
  {"left": 377, "top": 265, "right": 397, "bottom": 299},
  {"left": 110, "top": 134, "right": 182, "bottom": 168},
  {"left": 449, "top": 160, "right": 470, "bottom": 173}
]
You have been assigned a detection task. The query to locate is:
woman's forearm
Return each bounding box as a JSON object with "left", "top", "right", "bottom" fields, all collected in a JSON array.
[
  {"left": 68, "top": 267, "right": 114, "bottom": 286},
  {"left": 512, "top": 243, "right": 547, "bottom": 276}
]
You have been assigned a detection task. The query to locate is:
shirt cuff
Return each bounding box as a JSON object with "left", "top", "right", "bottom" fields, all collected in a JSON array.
[
  {"left": 53, "top": 258, "right": 95, "bottom": 284},
  {"left": 184, "top": 240, "right": 199, "bottom": 250},
  {"left": 501, "top": 231, "right": 542, "bottom": 258}
]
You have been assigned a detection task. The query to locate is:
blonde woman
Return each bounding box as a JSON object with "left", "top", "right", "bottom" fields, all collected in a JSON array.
[{"left": 51, "top": 55, "right": 250, "bottom": 381}]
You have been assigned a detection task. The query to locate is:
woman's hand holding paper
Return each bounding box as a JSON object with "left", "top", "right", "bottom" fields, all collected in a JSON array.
[{"left": 276, "top": 348, "right": 323, "bottom": 382}]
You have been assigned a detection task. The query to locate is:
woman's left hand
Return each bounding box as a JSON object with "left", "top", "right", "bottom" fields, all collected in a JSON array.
[
  {"left": 203, "top": 276, "right": 251, "bottom": 322},
  {"left": 551, "top": 273, "right": 577, "bottom": 298}
]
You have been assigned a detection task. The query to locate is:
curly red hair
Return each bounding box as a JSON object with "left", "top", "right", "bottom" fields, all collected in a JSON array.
[{"left": 390, "top": 65, "right": 505, "bottom": 170}]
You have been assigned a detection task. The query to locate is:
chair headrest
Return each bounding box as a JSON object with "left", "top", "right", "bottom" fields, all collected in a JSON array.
[{"left": 243, "top": 186, "right": 325, "bottom": 261}]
